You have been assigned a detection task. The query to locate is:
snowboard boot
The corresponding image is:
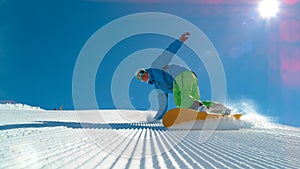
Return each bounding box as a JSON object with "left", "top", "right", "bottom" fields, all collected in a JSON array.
[
  {"left": 209, "top": 103, "right": 231, "bottom": 115},
  {"left": 189, "top": 101, "right": 209, "bottom": 113},
  {"left": 198, "top": 104, "right": 209, "bottom": 113},
  {"left": 223, "top": 108, "right": 231, "bottom": 115},
  {"left": 189, "top": 101, "right": 201, "bottom": 110}
]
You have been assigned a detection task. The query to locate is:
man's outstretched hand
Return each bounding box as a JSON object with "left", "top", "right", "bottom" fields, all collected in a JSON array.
[{"left": 179, "top": 32, "right": 190, "bottom": 42}]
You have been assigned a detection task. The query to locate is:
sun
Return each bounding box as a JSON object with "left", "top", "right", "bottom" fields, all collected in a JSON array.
[{"left": 258, "top": 0, "right": 280, "bottom": 18}]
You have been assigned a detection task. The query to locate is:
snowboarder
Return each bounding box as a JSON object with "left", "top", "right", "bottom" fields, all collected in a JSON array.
[{"left": 135, "top": 32, "right": 211, "bottom": 120}]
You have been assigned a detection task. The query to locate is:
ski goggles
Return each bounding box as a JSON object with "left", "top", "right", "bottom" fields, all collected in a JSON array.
[{"left": 136, "top": 69, "right": 146, "bottom": 80}]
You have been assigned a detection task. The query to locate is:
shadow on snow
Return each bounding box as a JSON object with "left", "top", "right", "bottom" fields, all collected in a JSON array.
[{"left": 0, "top": 121, "right": 166, "bottom": 131}]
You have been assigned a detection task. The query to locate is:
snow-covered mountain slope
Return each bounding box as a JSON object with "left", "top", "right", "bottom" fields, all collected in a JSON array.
[
  {"left": 0, "top": 103, "right": 43, "bottom": 111},
  {"left": 0, "top": 105, "right": 299, "bottom": 169}
]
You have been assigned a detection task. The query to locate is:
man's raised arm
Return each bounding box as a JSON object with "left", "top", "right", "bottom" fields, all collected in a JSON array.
[{"left": 151, "top": 32, "right": 190, "bottom": 69}]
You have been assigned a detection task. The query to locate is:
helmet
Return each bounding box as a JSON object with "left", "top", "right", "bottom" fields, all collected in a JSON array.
[{"left": 135, "top": 68, "right": 147, "bottom": 80}]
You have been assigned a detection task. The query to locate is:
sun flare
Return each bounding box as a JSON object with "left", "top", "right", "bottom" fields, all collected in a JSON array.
[{"left": 258, "top": 0, "right": 280, "bottom": 18}]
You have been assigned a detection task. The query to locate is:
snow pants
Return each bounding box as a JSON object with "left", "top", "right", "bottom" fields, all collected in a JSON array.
[{"left": 173, "top": 71, "right": 200, "bottom": 108}]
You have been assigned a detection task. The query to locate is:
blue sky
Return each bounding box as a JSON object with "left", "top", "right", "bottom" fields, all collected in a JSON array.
[{"left": 1, "top": 0, "right": 300, "bottom": 127}]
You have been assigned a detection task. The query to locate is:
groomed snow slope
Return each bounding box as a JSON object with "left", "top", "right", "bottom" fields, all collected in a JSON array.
[{"left": 0, "top": 104, "right": 300, "bottom": 169}]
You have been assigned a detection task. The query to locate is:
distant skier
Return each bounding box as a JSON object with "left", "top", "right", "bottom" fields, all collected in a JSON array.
[{"left": 135, "top": 32, "right": 213, "bottom": 120}]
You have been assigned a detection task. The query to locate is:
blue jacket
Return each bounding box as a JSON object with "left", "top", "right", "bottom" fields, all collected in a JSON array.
[
  {"left": 147, "top": 39, "right": 189, "bottom": 119},
  {"left": 146, "top": 68, "right": 174, "bottom": 93}
]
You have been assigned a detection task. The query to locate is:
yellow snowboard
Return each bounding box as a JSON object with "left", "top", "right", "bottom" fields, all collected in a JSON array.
[{"left": 162, "top": 108, "right": 242, "bottom": 128}]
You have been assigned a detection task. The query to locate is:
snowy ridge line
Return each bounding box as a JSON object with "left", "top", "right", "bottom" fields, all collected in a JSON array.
[
  {"left": 211, "top": 131, "right": 300, "bottom": 168},
  {"left": 156, "top": 131, "right": 194, "bottom": 169},
  {"left": 172, "top": 131, "right": 252, "bottom": 169},
  {"left": 0, "top": 121, "right": 166, "bottom": 131},
  {"left": 0, "top": 128, "right": 88, "bottom": 168},
  {"left": 226, "top": 130, "right": 300, "bottom": 167},
  {"left": 99, "top": 129, "right": 137, "bottom": 159},
  {"left": 114, "top": 129, "right": 144, "bottom": 168},
  {"left": 79, "top": 131, "right": 127, "bottom": 168},
  {"left": 1, "top": 126, "right": 300, "bottom": 169},
  {"left": 97, "top": 129, "right": 142, "bottom": 168},
  {"left": 69, "top": 131, "right": 123, "bottom": 168},
  {"left": 84, "top": 123, "right": 298, "bottom": 168},
  {"left": 164, "top": 132, "right": 206, "bottom": 169},
  {"left": 175, "top": 130, "right": 299, "bottom": 169},
  {"left": 160, "top": 130, "right": 213, "bottom": 168},
  {"left": 178, "top": 131, "right": 248, "bottom": 168},
  {"left": 60, "top": 130, "right": 112, "bottom": 168},
  {"left": 204, "top": 134, "right": 271, "bottom": 168},
  {"left": 1, "top": 109, "right": 300, "bottom": 169},
  {"left": 0, "top": 103, "right": 44, "bottom": 110},
  {"left": 36, "top": 130, "right": 90, "bottom": 168},
  {"left": 39, "top": 134, "right": 93, "bottom": 168},
  {"left": 200, "top": 133, "right": 288, "bottom": 169}
]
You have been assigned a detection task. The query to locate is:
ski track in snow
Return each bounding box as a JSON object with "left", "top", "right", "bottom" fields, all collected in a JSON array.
[{"left": 0, "top": 108, "right": 300, "bottom": 169}]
